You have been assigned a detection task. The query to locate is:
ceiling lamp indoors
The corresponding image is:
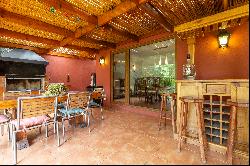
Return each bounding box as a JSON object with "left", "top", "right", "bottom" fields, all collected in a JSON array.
[{"left": 218, "top": 29, "right": 231, "bottom": 48}]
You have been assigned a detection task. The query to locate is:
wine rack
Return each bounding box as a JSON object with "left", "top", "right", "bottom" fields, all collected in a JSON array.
[{"left": 203, "top": 94, "right": 231, "bottom": 146}]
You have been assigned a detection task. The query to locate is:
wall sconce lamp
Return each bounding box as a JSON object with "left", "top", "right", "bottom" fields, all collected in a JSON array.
[
  {"left": 218, "top": 29, "right": 231, "bottom": 48},
  {"left": 99, "top": 56, "right": 105, "bottom": 65}
]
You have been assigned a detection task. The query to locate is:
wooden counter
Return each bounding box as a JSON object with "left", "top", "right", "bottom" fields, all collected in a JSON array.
[{"left": 175, "top": 79, "right": 249, "bottom": 157}]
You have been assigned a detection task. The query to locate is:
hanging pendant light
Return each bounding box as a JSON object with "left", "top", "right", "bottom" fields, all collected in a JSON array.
[
  {"left": 159, "top": 55, "right": 162, "bottom": 65},
  {"left": 165, "top": 55, "right": 168, "bottom": 65}
]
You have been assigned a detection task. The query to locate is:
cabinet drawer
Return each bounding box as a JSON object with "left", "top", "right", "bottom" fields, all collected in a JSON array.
[{"left": 204, "top": 84, "right": 229, "bottom": 94}]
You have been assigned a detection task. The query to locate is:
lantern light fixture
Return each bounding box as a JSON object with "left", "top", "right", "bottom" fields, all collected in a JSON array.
[
  {"left": 99, "top": 56, "right": 105, "bottom": 65},
  {"left": 218, "top": 29, "right": 231, "bottom": 48}
]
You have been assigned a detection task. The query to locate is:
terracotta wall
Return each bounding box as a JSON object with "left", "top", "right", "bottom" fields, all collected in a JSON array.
[
  {"left": 43, "top": 54, "right": 96, "bottom": 91},
  {"left": 97, "top": 21, "right": 249, "bottom": 106},
  {"left": 96, "top": 50, "right": 112, "bottom": 107},
  {"left": 194, "top": 21, "right": 249, "bottom": 79}
]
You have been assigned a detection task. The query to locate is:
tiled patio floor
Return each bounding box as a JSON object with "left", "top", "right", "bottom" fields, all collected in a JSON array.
[{"left": 0, "top": 108, "right": 248, "bottom": 165}]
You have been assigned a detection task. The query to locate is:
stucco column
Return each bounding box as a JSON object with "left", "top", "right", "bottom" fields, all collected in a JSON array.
[{"left": 187, "top": 37, "right": 196, "bottom": 64}]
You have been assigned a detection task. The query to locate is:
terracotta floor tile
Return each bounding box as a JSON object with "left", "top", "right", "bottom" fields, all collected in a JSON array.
[{"left": 0, "top": 109, "right": 248, "bottom": 165}]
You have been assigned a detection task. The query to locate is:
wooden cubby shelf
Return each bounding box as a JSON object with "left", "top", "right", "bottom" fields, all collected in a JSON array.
[{"left": 203, "top": 94, "right": 231, "bottom": 146}]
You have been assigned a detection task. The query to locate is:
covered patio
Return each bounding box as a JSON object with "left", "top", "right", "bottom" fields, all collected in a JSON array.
[{"left": 0, "top": 0, "right": 249, "bottom": 165}]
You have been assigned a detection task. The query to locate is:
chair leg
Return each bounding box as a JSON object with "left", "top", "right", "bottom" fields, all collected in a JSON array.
[
  {"left": 196, "top": 103, "right": 206, "bottom": 163},
  {"left": 53, "top": 122, "right": 56, "bottom": 134},
  {"left": 56, "top": 121, "right": 60, "bottom": 147},
  {"left": 88, "top": 113, "right": 91, "bottom": 133},
  {"left": 13, "top": 130, "right": 17, "bottom": 165},
  {"left": 62, "top": 119, "right": 65, "bottom": 143},
  {"left": 170, "top": 99, "right": 176, "bottom": 136},
  {"left": 1, "top": 125, "right": 4, "bottom": 136},
  {"left": 227, "top": 105, "right": 237, "bottom": 165},
  {"left": 8, "top": 123, "right": 11, "bottom": 141},
  {"left": 45, "top": 123, "right": 48, "bottom": 138},
  {"left": 178, "top": 101, "right": 184, "bottom": 152},
  {"left": 101, "top": 107, "right": 104, "bottom": 120}
]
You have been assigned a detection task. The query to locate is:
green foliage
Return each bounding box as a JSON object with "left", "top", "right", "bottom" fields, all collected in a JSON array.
[{"left": 43, "top": 83, "right": 67, "bottom": 96}]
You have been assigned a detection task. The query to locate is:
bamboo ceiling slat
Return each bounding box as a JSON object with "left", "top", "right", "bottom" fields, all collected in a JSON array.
[
  {"left": 109, "top": 7, "right": 161, "bottom": 36},
  {"left": 87, "top": 27, "right": 129, "bottom": 43},
  {"left": 71, "top": 39, "right": 104, "bottom": 49},
  {"left": 150, "top": 0, "right": 226, "bottom": 26},
  {"left": 50, "top": 47, "right": 96, "bottom": 59},
  {"left": 65, "top": 0, "right": 124, "bottom": 16},
  {"left": 0, "top": 0, "right": 88, "bottom": 31},
  {"left": 0, "top": 36, "right": 52, "bottom": 49},
  {"left": 0, "top": 18, "right": 64, "bottom": 41}
]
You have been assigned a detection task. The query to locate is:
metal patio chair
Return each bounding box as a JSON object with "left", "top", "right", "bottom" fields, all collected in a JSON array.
[{"left": 11, "top": 95, "right": 60, "bottom": 164}]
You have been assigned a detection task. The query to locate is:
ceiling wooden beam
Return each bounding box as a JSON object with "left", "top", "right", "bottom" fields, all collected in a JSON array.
[
  {"left": 0, "top": 28, "right": 60, "bottom": 47},
  {"left": 61, "top": 0, "right": 146, "bottom": 48},
  {"left": 140, "top": 3, "right": 173, "bottom": 32},
  {"left": 40, "top": 0, "right": 97, "bottom": 25},
  {"left": 65, "top": 45, "right": 99, "bottom": 54},
  {"left": 0, "top": 41, "right": 49, "bottom": 54},
  {"left": 174, "top": 4, "right": 249, "bottom": 33},
  {"left": 0, "top": 8, "right": 73, "bottom": 37},
  {"left": 104, "top": 25, "right": 139, "bottom": 41},
  {"left": 80, "top": 36, "right": 116, "bottom": 48},
  {"left": 98, "top": 0, "right": 140, "bottom": 26}
]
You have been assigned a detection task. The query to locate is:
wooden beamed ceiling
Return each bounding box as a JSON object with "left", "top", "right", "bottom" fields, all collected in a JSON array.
[{"left": 0, "top": 0, "right": 248, "bottom": 59}]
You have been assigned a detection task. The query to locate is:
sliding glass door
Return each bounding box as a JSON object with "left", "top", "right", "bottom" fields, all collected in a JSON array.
[
  {"left": 112, "top": 52, "right": 126, "bottom": 102},
  {"left": 129, "top": 39, "right": 175, "bottom": 109},
  {"left": 112, "top": 38, "right": 176, "bottom": 109}
]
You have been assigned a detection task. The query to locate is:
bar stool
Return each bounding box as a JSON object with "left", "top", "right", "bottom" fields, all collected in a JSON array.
[
  {"left": 159, "top": 93, "right": 177, "bottom": 137},
  {"left": 226, "top": 100, "right": 249, "bottom": 165},
  {"left": 178, "top": 96, "right": 207, "bottom": 163}
]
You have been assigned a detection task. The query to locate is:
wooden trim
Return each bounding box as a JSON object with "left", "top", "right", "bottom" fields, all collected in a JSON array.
[
  {"left": 125, "top": 49, "right": 130, "bottom": 104},
  {"left": 140, "top": 3, "right": 173, "bottom": 32},
  {"left": 104, "top": 25, "right": 139, "bottom": 41},
  {"left": 98, "top": 1, "right": 138, "bottom": 26},
  {"left": 174, "top": 4, "right": 249, "bottom": 33}
]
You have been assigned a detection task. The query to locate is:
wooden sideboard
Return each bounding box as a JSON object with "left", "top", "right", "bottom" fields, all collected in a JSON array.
[{"left": 175, "top": 79, "right": 249, "bottom": 157}]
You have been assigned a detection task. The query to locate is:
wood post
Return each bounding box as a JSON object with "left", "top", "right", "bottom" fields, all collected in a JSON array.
[
  {"left": 187, "top": 37, "right": 195, "bottom": 64},
  {"left": 227, "top": 105, "right": 237, "bottom": 164}
]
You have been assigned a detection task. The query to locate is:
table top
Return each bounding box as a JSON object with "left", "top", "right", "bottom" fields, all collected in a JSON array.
[{"left": 0, "top": 99, "right": 17, "bottom": 109}]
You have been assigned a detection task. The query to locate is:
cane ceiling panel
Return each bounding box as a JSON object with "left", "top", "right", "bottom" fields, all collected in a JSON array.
[
  {"left": 0, "top": 36, "right": 52, "bottom": 49},
  {"left": 50, "top": 47, "right": 96, "bottom": 59},
  {"left": 109, "top": 7, "right": 161, "bottom": 36},
  {"left": 0, "top": 18, "right": 64, "bottom": 41},
  {"left": 0, "top": 0, "right": 248, "bottom": 59},
  {"left": 71, "top": 39, "right": 104, "bottom": 49},
  {"left": 65, "top": 0, "right": 124, "bottom": 16},
  {"left": 87, "top": 27, "right": 129, "bottom": 43},
  {"left": 0, "top": 0, "right": 88, "bottom": 31}
]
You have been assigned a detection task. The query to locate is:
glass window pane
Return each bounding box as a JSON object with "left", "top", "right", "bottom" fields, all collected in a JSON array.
[
  {"left": 129, "top": 39, "right": 176, "bottom": 109},
  {"left": 113, "top": 52, "right": 126, "bottom": 102}
]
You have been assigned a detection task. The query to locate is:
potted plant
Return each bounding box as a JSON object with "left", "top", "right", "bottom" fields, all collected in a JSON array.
[{"left": 43, "top": 83, "right": 67, "bottom": 96}]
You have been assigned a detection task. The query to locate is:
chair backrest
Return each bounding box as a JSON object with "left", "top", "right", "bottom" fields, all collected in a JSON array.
[
  {"left": 17, "top": 96, "right": 57, "bottom": 119},
  {"left": 67, "top": 92, "right": 90, "bottom": 110},
  {"left": 57, "top": 95, "right": 68, "bottom": 103}
]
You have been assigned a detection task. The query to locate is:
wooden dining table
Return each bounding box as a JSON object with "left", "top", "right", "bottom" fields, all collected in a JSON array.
[{"left": 0, "top": 99, "right": 17, "bottom": 119}]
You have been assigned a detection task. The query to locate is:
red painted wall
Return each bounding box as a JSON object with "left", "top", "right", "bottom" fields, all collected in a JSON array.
[
  {"left": 96, "top": 50, "right": 111, "bottom": 107},
  {"left": 97, "top": 21, "right": 249, "bottom": 106},
  {"left": 195, "top": 21, "right": 249, "bottom": 79},
  {"left": 43, "top": 55, "right": 96, "bottom": 91}
]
